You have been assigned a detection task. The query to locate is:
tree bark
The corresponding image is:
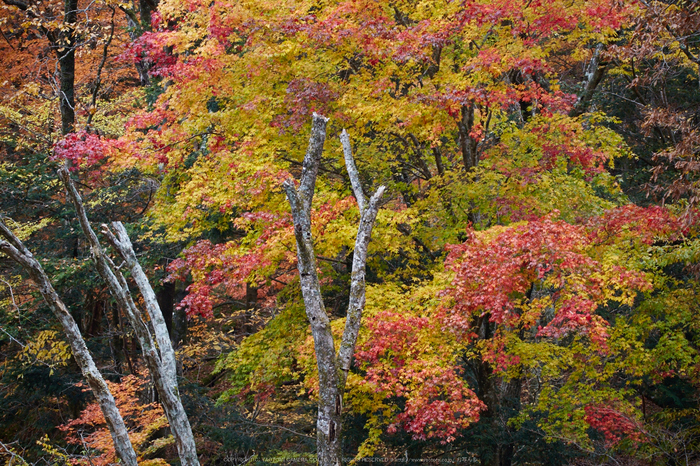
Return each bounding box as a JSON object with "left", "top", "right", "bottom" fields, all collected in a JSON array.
[
  {"left": 102, "top": 221, "right": 178, "bottom": 385},
  {"left": 2, "top": 0, "right": 76, "bottom": 134},
  {"left": 58, "top": 168, "right": 200, "bottom": 466},
  {"left": 0, "top": 221, "right": 138, "bottom": 466},
  {"left": 86, "top": 297, "right": 103, "bottom": 337},
  {"left": 283, "top": 114, "right": 384, "bottom": 466},
  {"left": 173, "top": 299, "right": 188, "bottom": 349},
  {"left": 458, "top": 103, "right": 480, "bottom": 170},
  {"left": 337, "top": 129, "right": 385, "bottom": 391},
  {"left": 569, "top": 44, "right": 608, "bottom": 118},
  {"left": 158, "top": 280, "right": 175, "bottom": 337},
  {"left": 57, "top": 0, "right": 78, "bottom": 135},
  {"left": 108, "top": 301, "right": 124, "bottom": 374}
]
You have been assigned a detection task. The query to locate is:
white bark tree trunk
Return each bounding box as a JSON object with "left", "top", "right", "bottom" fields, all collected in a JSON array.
[
  {"left": 101, "top": 221, "right": 178, "bottom": 386},
  {"left": 570, "top": 43, "right": 608, "bottom": 117},
  {"left": 337, "top": 129, "right": 385, "bottom": 392},
  {"left": 283, "top": 114, "right": 384, "bottom": 466},
  {"left": 58, "top": 167, "right": 200, "bottom": 466},
  {"left": 0, "top": 221, "right": 139, "bottom": 466}
]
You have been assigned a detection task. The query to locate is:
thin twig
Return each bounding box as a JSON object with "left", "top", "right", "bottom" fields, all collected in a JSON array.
[
  {"left": 0, "top": 278, "right": 20, "bottom": 320},
  {"left": 86, "top": 6, "right": 116, "bottom": 128}
]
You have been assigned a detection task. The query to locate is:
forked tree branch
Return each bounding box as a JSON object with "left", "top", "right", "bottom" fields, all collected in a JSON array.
[
  {"left": 337, "top": 183, "right": 384, "bottom": 389},
  {"left": 284, "top": 115, "right": 384, "bottom": 466},
  {"left": 58, "top": 167, "right": 200, "bottom": 466}
]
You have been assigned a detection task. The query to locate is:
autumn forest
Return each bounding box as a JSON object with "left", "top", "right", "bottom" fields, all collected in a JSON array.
[{"left": 1, "top": 0, "right": 700, "bottom": 464}]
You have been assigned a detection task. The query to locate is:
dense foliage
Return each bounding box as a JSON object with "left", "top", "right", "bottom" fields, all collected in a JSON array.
[{"left": 2, "top": 0, "right": 700, "bottom": 464}]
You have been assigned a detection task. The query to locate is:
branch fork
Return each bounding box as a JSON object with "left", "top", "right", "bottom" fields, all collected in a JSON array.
[{"left": 284, "top": 114, "right": 385, "bottom": 466}]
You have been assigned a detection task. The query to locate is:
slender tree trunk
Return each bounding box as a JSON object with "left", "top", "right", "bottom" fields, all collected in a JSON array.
[
  {"left": 87, "top": 298, "right": 103, "bottom": 337},
  {"left": 104, "top": 222, "right": 177, "bottom": 380},
  {"left": 1, "top": 0, "right": 76, "bottom": 134},
  {"left": 283, "top": 114, "right": 384, "bottom": 466},
  {"left": 158, "top": 280, "right": 175, "bottom": 337},
  {"left": 0, "top": 222, "right": 139, "bottom": 466},
  {"left": 245, "top": 283, "right": 258, "bottom": 309},
  {"left": 173, "top": 300, "right": 188, "bottom": 349},
  {"left": 433, "top": 146, "right": 445, "bottom": 177},
  {"left": 473, "top": 316, "right": 524, "bottom": 466},
  {"left": 569, "top": 44, "right": 608, "bottom": 118},
  {"left": 458, "top": 103, "right": 480, "bottom": 170},
  {"left": 139, "top": 0, "right": 158, "bottom": 30},
  {"left": 108, "top": 301, "right": 124, "bottom": 374},
  {"left": 284, "top": 115, "right": 342, "bottom": 466},
  {"left": 500, "top": 376, "right": 522, "bottom": 466},
  {"left": 57, "top": 0, "right": 77, "bottom": 134},
  {"left": 337, "top": 129, "right": 385, "bottom": 390},
  {"left": 58, "top": 168, "right": 200, "bottom": 466}
]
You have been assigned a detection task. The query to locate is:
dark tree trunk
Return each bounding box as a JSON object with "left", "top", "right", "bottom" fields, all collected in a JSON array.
[
  {"left": 458, "top": 103, "right": 480, "bottom": 170},
  {"left": 139, "top": 0, "right": 158, "bottom": 30},
  {"left": 57, "top": 0, "right": 78, "bottom": 135},
  {"left": 87, "top": 298, "right": 103, "bottom": 337},
  {"left": 470, "top": 317, "right": 524, "bottom": 466},
  {"left": 2, "top": 0, "right": 77, "bottom": 134},
  {"left": 433, "top": 146, "right": 445, "bottom": 177},
  {"left": 157, "top": 281, "right": 175, "bottom": 337},
  {"left": 492, "top": 377, "right": 522, "bottom": 466},
  {"left": 173, "top": 302, "right": 187, "bottom": 349},
  {"left": 245, "top": 283, "right": 258, "bottom": 309},
  {"left": 109, "top": 302, "right": 123, "bottom": 374}
]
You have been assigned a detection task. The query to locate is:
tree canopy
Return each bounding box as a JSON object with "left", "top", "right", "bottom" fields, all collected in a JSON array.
[{"left": 2, "top": 0, "right": 700, "bottom": 464}]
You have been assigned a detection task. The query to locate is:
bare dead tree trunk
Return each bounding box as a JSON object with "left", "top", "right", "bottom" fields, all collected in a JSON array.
[
  {"left": 0, "top": 221, "right": 139, "bottom": 466},
  {"left": 283, "top": 114, "right": 384, "bottom": 466},
  {"left": 102, "top": 222, "right": 178, "bottom": 384},
  {"left": 58, "top": 168, "right": 200, "bottom": 466},
  {"left": 337, "top": 129, "right": 385, "bottom": 390}
]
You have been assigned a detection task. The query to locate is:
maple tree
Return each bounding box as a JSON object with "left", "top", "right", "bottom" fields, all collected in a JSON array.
[
  {"left": 103, "top": 0, "right": 698, "bottom": 462},
  {"left": 59, "top": 372, "right": 173, "bottom": 466},
  {"left": 4, "top": 0, "right": 700, "bottom": 464}
]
